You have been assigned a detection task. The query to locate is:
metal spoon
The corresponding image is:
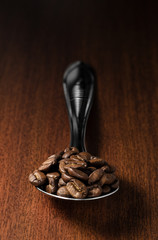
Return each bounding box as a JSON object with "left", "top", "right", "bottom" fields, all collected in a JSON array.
[{"left": 37, "top": 61, "right": 119, "bottom": 200}]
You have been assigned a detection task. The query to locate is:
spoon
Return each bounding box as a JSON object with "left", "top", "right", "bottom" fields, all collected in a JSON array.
[{"left": 37, "top": 61, "right": 119, "bottom": 200}]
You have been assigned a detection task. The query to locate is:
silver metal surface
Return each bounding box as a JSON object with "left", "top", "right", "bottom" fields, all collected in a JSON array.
[{"left": 36, "top": 186, "right": 119, "bottom": 201}]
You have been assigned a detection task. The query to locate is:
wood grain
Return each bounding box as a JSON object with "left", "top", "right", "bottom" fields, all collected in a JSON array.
[{"left": 0, "top": 1, "right": 158, "bottom": 239}]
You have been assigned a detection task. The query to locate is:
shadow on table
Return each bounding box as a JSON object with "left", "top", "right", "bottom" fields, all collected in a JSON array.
[{"left": 49, "top": 179, "right": 150, "bottom": 239}]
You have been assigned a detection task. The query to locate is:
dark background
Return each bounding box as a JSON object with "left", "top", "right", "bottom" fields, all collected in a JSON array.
[{"left": 0, "top": 1, "right": 158, "bottom": 240}]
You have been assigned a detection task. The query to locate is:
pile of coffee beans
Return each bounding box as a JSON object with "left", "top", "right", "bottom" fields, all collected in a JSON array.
[{"left": 29, "top": 147, "right": 119, "bottom": 199}]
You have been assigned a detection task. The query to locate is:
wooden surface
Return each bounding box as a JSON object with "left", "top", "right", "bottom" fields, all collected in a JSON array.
[{"left": 0, "top": 1, "right": 158, "bottom": 240}]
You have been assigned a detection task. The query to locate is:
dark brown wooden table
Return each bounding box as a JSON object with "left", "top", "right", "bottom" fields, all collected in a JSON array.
[{"left": 0, "top": 1, "right": 158, "bottom": 239}]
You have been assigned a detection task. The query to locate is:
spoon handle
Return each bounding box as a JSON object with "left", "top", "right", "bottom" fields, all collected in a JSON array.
[{"left": 63, "top": 61, "right": 95, "bottom": 152}]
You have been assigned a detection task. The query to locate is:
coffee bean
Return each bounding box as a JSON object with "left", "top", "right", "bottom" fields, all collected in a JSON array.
[
  {"left": 46, "top": 184, "right": 57, "bottom": 194},
  {"left": 64, "top": 147, "right": 79, "bottom": 153},
  {"left": 46, "top": 172, "right": 60, "bottom": 185},
  {"left": 111, "top": 179, "right": 119, "bottom": 189},
  {"left": 60, "top": 159, "right": 87, "bottom": 173},
  {"left": 29, "top": 170, "right": 47, "bottom": 186},
  {"left": 64, "top": 147, "right": 70, "bottom": 152},
  {"left": 98, "top": 173, "right": 116, "bottom": 186},
  {"left": 59, "top": 158, "right": 71, "bottom": 164},
  {"left": 45, "top": 172, "right": 60, "bottom": 193},
  {"left": 58, "top": 178, "right": 67, "bottom": 187},
  {"left": 63, "top": 147, "right": 79, "bottom": 158},
  {"left": 61, "top": 172, "right": 73, "bottom": 182},
  {"left": 101, "top": 165, "right": 111, "bottom": 173},
  {"left": 48, "top": 155, "right": 56, "bottom": 159},
  {"left": 87, "top": 184, "right": 102, "bottom": 197},
  {"left": 38, "top": 157, "right": 57, "bottom": 172},
  {"left": 102, "top": 164, "right": 116, "bottom": 173},
  {"left": 67, "top": 168, "right": 88, "bottom": 181},
  {"left": 78, "top": 152, "right": 91, "bottom": 161},
  {"left": 102, "top": 185, "right": 111, "bottom": 194},
  {"left": 62, "top": 159, "right": 77, "bottom": 164},
  {"left": 46, "top": 172, "right": 60, "bottom": 179},
  {"left": 88, "top": 168, "right": 104, "bottom": 185},
  {"left": 70, "top": 155, "right": 85, "bottom": 161},
  {"left": 89, "top": 157, "right": 106, "bottom": 167},
  {"left": 59, "top": 161, "right": 66, "bottom": 173},
  {"left": 62, "top": 150, "right": 76, "bottom": 158},
  {"left": 64, "top": 159, "right": 87, "bottom": 167},
  {"left": 66, "top": 179, "right": 88, "bottom": 199},
  {"left": 57, "top": 186, "right": 71, "bottom": 197},
  {"left": 64, "top": 162, "right": 87, "bottom": 170},
  {"left": 71, "top": 147, "right": 79, "bottom": 153}
]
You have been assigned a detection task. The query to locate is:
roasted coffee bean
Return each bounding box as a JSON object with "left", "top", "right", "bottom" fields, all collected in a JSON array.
[
  {"left": 101, "top": 165, "right": 116, "bottom": 173},
  {"left": 63, "top": 147, "right": 79, "bottom": 158},
  {"left": 46, "top": 172, "right": 60, "bottom": 179},
  {"left": 59, "top": 161, "right": 66, "bottom": 173},
  {"left": 102, "top": 185, "right": 111, "bottom": 194},
  {"left": 79, "top": 152, "right": 91, "bottom": 161},
  {"left": 64, "top": 162, "right": 87, "bottom": 170},
  {"left": 64, "top": 159, "right": 87, "bottom": 167},
  {"left": 67, "top": 168, "right": 88, "bottom": 181},
  {"left": 64, "top": 147, "right": 79, "bottom": 153},
  {"left": 47, "top": 154, "right": 56, "bottom": 159},
  {"left": 58, "top": 178, "right": 67, "bottom": 187},
  {"left": 46, "top": 184, "right": 57, "bottom": 194},
  {"left": 87, "top": 184, "right": 102, "bottom": 197},
  {"left": 111, "top": 179, "right": 119, "bottom": 189},
  {"left": 46, "top": 172, "right": 60, "bottom": 185},
  {"left": 88, "top": 168, "right": 104, "bottom": 185},
  {"left": 64, "top": 147, "right": 70, "bottom": 152},
  {"left": 101, "top": 165, "right": 111, "bottom": 172},
  {"left": 38, "top": 156, "right": 57, "bottom": 172},
  {"left": 71, "top": 147, "right": 79, "bottom": 153},
  {"left": 89, "top": 157, "right": 106, "bottom": 167},
  {"left": 70, "top": 155, "right": 85, "bottom": 161},
  {"left": 61, "top": 159, "right": 77, "bottom": 164},
  {"left": 59, "top": 158, "right": 70, "bottom": 164},
  {"left": 57, "top": 186, "right": 71, "bottom": 197},
  {"left": 66, "top": 179, "right": 88, "bottom": 199},
  {"left": 29, "top": 170, "right": 47, "bottom": 186},
  {"left": 62, "top": 150, "right": 76, "bottom": 158},
  {"left": 46, "top": 172, "right": 60, "bottom": 193},
  {"left": 98, "top": 173, "right": 116, "bottom": 186},
  {"left": 60, "top": 159, "right": 87, "bottom": 172},
  {"left": 61, "top": 172, "right": 73, "bottom": 182}
]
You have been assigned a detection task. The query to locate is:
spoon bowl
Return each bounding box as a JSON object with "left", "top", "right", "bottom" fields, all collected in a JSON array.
[{"left": 37, "top": 186, "right": 119, "bottom": 201}]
